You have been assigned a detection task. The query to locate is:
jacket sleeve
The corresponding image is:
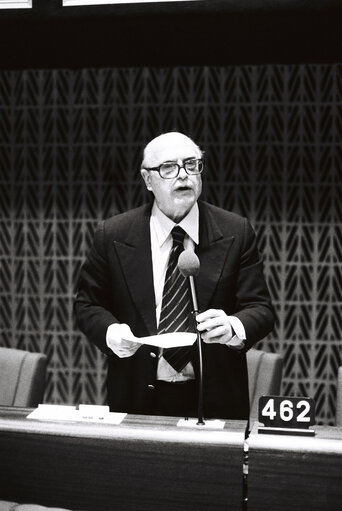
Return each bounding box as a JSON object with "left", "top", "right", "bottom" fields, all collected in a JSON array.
[
  {"left": 74, "top": 221, "right": 116, "bottom": 355},
  {"left": 232, "top": 218, "right": 275, "bottom": 350}
]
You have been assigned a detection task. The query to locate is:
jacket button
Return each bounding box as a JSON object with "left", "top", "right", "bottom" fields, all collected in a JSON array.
[
  {"left": 148, "top": 384, "right": 155, "bottom": 390},
  {"left": 150, "top": 352, "right": 157, "bottom": 358}
]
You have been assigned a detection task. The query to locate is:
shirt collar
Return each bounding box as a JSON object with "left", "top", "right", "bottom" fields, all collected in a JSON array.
[{"left": 151, "top": 201, "right": 199, "bottom": 247}]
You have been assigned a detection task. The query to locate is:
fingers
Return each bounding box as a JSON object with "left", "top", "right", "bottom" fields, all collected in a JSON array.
[
  {"left": 114, "top": 343, "right": 140, "bottom": 357},
  {"left": 117, "top": 325, "right": 140, "bottom": 355},
  {"left": 196, "top": 309, "right": 233, "bottom": 344},
  {"left": 201, "top": 325, "right": 227, "bottom": 339},
  {"left": 201, "top": 328, "right": 232, "bottom": 344},
  {"left": 106, "top": 323, "right": 140, "bottom": 358},
  {"left": 196, "top": 309, "right": 224, "bottom": 322},
  {"left": 197, "top": 316, "right": 225, "bottom": 333},
  {"left": 196, "top": 309, "right": 229, "bottom": 332},
  {"left": 226, "top": 337, "right": 245, "bottom": 350},
  {"left": 120, "top": 324, "right": 135, "bottom": 342}
]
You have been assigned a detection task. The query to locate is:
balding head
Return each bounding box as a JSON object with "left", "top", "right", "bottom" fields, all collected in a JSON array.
[{"left": 142, "top": 132, "right": 202, "bottom": 169}]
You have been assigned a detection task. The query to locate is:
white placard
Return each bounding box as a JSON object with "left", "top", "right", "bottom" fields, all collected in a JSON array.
[
  {"left": 0, "top": 0, "right": 31, "bottom": 8},
  {"left": 27, "top": 404, "right": 126, "bottom": 425}
]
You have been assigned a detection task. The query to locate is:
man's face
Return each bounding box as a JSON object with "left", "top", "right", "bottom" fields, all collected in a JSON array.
[{"left": 141, "top": 134, "right": 202, "bottom": 223}]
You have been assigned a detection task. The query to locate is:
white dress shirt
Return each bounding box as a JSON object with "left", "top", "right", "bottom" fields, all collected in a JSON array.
[{"left": 151, "top": 202, "right": 199, "bottom": 382}]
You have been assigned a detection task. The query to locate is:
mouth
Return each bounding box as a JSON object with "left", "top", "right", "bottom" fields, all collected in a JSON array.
[{"left": 174, "top": 185, "right": 192, "bottom": 193}]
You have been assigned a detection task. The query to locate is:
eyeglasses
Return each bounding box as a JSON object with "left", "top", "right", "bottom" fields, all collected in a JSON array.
[{"left": 145, "top": 158, "right": 203, "bottom": 179}]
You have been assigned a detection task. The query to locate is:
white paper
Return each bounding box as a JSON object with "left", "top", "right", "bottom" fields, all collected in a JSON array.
[
  {"left": 123, "top": 332, "right": 196, "bottom": 348},
  {"left": 27, "top": 404, "right": 126, "bottom": 425}
]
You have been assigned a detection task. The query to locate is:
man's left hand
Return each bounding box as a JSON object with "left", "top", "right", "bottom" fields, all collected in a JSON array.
[
  {"left": 196, "top": 309, "right": 245, "bottom": 350},
  {"left": 196, "top": 309, "right": 233, "bottom": 344}
]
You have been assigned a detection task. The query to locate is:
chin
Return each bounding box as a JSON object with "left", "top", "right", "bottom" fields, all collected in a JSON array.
[{"left": 171, "top": 201, "right": 194, "bottom": 222}]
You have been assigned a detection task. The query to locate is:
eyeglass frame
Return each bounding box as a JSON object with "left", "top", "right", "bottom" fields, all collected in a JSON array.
[{"left": 143, "top": 158, "right": 204, "bottom": 179}]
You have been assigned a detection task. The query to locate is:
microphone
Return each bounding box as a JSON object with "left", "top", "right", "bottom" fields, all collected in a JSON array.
[
  {"left": 178, "top": 249, "right": 200, "bottom": 277},
  {"left": 178, "top": 250, "right": 200, "bottom": 313},
  {"left": 177, "top": 250, "right": 204, "bottom": 425}
]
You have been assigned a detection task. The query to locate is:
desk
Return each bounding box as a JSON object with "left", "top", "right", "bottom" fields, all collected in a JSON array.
[
  {"left": 248, "top": 423, "right": 342, "bottom": 511},
  {"left": 0, "top": 407, "right": 246, "bottom": 511}
]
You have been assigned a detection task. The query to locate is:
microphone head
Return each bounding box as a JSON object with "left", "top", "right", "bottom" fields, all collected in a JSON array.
[{"left": 178, "top": 250, "right": 200, "bottom": 277}]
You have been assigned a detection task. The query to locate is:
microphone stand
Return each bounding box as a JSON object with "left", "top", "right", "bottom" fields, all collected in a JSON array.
[{"left": 189, "top": 275, "right": 205, "bottom": 426}]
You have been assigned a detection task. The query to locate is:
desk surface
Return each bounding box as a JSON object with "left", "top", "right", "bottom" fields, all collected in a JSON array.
[
  {"left": 0, "top": 406, "right": 246, "bottom": 511},
  {"left": 0, "top": 406, "right": 246, "bottom": 445},
  {"left": 248, "top": 422, "right": 342, "bottom": 511}
]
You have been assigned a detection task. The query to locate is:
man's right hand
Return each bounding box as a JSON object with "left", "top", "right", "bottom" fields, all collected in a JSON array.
[{"left": 106, "top": 323, "right": 141, "bottom": 358}]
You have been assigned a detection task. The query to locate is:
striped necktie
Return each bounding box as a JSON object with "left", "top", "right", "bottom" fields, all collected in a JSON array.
[{"left": 158, "top": 226, "right": 194, "bottom": 372}]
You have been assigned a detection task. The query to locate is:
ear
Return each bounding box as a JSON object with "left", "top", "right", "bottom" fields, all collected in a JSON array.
[{"left": 141, "top": 169, "right": 153, "bottom": 191}]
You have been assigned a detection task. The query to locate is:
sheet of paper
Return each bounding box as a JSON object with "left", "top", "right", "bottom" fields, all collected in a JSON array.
[{"left": 123, "top": 332, "right": 197, "bottom": 348}]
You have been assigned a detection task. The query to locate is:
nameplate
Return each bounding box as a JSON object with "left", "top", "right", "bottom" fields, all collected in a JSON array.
[{"left": 27, "top": 404, "right": 126, "bottom": 424}]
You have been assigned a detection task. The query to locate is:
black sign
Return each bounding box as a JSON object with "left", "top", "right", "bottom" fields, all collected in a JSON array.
[{"left": 259, "top": 396, "right": 315, "bottom": 430}]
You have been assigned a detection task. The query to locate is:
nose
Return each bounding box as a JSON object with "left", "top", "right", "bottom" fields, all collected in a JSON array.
[{"left": 178, "top": 165, "right": 188, "bottom": 179}]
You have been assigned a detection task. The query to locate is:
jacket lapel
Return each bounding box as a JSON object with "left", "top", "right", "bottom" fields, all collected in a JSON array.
[
  {"left": 195, "top": 202, "right": 235, "bottom": 311},
  {"left": 113, "top": 204, "right": 157, "bottom": 336}
]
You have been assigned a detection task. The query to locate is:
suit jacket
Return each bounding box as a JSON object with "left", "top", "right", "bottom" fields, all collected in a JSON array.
[{"left": 74, "top": 201, "right": 274, "bottom": 419}]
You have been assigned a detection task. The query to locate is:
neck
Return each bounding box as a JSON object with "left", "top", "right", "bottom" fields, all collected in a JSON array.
[{"left": 157, "top": 204, "right": 194, "bottom": 224}]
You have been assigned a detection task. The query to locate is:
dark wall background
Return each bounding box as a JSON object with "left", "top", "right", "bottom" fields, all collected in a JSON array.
[{"left": 0, "top": 1, "right": 341, "bottom": 424}]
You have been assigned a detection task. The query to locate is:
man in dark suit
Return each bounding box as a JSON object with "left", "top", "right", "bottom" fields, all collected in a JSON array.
[{"left": 75, "top": 132, "right": 274, "bottom": 420}]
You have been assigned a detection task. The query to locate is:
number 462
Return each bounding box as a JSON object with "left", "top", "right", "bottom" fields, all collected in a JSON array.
[{"left": 261, "top": 398, "right": 311, "bottom": 422}]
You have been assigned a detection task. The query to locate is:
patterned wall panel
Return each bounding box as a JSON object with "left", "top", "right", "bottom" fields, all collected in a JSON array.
[{"left": 0, "top": 65, "right": 341, "bottom": 424}]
